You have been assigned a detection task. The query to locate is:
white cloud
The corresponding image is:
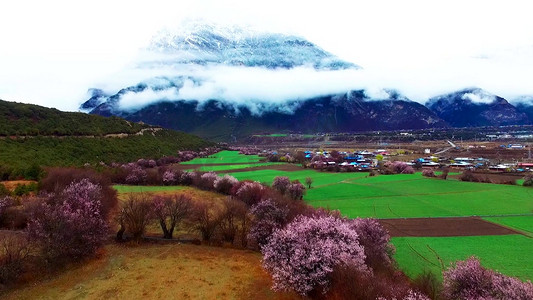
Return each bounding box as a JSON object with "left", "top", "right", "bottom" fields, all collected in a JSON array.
[{"left": 1, "top": 0, "right": 533, "bottom": 110}]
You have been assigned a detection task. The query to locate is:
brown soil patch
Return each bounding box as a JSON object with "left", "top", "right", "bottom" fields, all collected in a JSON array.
[
  {"left": 379, "top": 217, "right": 521, "bottom": 237},
  {"left": 1, "top": 180, "right": 37, "bottom": 192}
]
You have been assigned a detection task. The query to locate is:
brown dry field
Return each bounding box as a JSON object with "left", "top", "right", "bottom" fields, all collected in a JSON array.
[
  {"left": 1, "top": 243, "right": 299, "bottom": 300},
  {"left": 1, "top": 180, "right": 37, "bottom": 192},
  {"left": 379, "top": 217, "right": 522, "bottom": 237}
]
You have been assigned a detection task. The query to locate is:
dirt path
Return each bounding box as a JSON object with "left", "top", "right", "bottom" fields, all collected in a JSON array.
[{"left": 379, "top": 217, "right": 522, "bottom": 237}]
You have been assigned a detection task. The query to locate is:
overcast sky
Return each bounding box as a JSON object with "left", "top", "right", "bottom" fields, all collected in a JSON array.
[{"left": 1, "top": 0, "right": 533, "bottom": 111}]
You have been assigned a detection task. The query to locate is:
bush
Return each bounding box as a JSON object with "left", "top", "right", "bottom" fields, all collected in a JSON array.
[
  {"left": 197, "top": 172, "right": 218, "bottom": 190},
  {"left": 459, "top": 170, "right": 477, "bottom": 182},
  {"left": 188, "top": 201, "right": 223, "bottom": 242},
  {"left": 262, "top": 215, "right": 368, "bottom": 296},
  {"left": 305, "top": 177, "right": 313, "bottom": 189},
  {"left": 248, "top": 199, "right": 289, "bottom": 249},
  {"left": 442, "top": 256, "right": 533, "bottom": 300},
  {"left": 351, "top": 218, "right": 395, "bottom": 270},
  {"left": 218, "top": 198, "right": 249, "bottom": 246},
  {"left": 0, "top": 196, "right": 14, "bottom": 224},
  {"left": 0, "top": 234, "right": 31, "bottom": 285},
  {"left": 272, "top": 176, "right": 291, "bottom": 194},
  {"left": 421, "top": 169, "right": 436, "bottom": 178},
  {"left": 27, "top": 179, "right": 109, "bottom": 263},
  {"left": 117, "top": 193, "right": 153, "bottom": 241},
  {"left": 213, "top": 175, "right": 238, "bottom": 195},
  {"left": 162, "top": 170, "right": 177, "bottom": 185},
  {"left": 233, "top": 181, "right": 267, "bottom": 206},
  {"left": 152, "top": 194, "right": 193, "bottom": 239},
  {"left": 39, "top": 167, "right": 117, "bottom": 220},
  {"left": 0, "top": 184, "right": 9, "bottom": 197},
  {"left": 287, "top": 182, "right": 305, "bottom": 200},
  {"left": 523, "top": 174, "right": 533, "bottom": 186}
]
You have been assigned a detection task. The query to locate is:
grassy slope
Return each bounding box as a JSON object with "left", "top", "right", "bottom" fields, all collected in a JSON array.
[
  {"left": 0, "top": 99, "right": 146, "bottom": 136},
  {"left": 1, "top": 243, "right": 296, "bottom": 300},
  {"left": 0, "top": 130, "right": 210, "bottom": 170},
  {"left": 392, "top": 235, "right": 533, "bottom": 281}
]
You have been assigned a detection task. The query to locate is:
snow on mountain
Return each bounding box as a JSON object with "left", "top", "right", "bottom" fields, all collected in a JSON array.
[
  {"left": 145, "top": 21, "right": 359, "bottom": 70},
  {"left": 426, "top": 88, "right": 529, "bottom": 127},
  {"left": 81, "top": 21, "right": 364, "bottom": 114}
]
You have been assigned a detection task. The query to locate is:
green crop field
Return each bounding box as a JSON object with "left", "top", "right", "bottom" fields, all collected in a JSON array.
[
  {"left": 179, "top": 152, "right": 533, "bottom": 281},
  {"left": 392, "top": 235, "right": 533, "bottom": 281},
  {"left": 113, "top": 185, "right": 185, "bottom": 194},
  {"left": 189, "top": 162, "right": 283, "bottom": 172},
  {"left": 181, "top": 150, "right": 264, "bottom": 165},
  {"left": 228, "top": 169, "right": 533, "bottom": 219},
  {"left": 484, "top": 216, "right": 533, "bottom": 236}
]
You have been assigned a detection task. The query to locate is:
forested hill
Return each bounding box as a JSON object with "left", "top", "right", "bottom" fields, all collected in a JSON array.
[
  {"left": 0, "top": 99, "right": 212, "bottom": 179},
  {"left": 0, "top": 99, "right": 148, "bottom": 136}
]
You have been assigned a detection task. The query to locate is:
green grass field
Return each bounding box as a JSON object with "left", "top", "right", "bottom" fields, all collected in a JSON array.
[
  {"left": 228, "top": 170, "right": 533, "bottom": 219},
  {"left": 222, "top": 156, "right": 533, "bottom": 281},
  {"left": 484, "top": 216, "right": 533, "bottom": 236},
  {"left": 189, "top": 162, "right": 283, "bottom": 172},
  {"left": 392, "top": 235, "right": 533, "bottom": 281},
  {"left": 113, "top": 185, "right": 185, "bottom": 193},
  {"left": 181, "top": 150, "right": 264, "bottom": 165}
]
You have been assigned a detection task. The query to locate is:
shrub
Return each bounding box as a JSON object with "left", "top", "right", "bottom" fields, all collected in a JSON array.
[
  {"left": 0, "top": 234, "right": 31, "bottom": 285},
  {"left": 440, "top": 167, "right": 449, "bottom": 180},
  {"left": 39, "top": 167, "right": 117, "bottom": 220},
  {"left": 421, "top": 169, "right": 436, "bottom": 178},
  {"left": 0, "top": 196, "right": 15, "bottom": 224},
  {"left": 305, "top": 177, "right": 313, "bottom": 189},
  {"left": 27, "top": 179, "right": 109, "bottom": 263},
  {"left": 218, "top": 198, "right": 249, "bottom": 246},
  {"left": 197, "top": 172, "right": 218, "bottom": 190},
  {"left": 459, "top": 170, "right": 477, "bottom": 182},
  {"left": 442, "top": 256, "right": 533, "bottom": 300},
  {"left": 189, "top": 201, "right": 223, "bottom": 242},
  {"left": 162, "top": 170, "right": 177, "bottom": 185},
  {"left": 179, "top": 171, "right": 195, "bottom": 186},
  {"left": 234, "top": 181, "right": 267, "bottom": 206},
  {"left": 262, "top": 215, "right": 368, "bottom": 296},
  {"left": 248, "top": 199, "right": 289, "bottom": 249},
  {"left": 124, "top": 163, "right": 147, "bottom": 185},
  {"left": 152, "top": 195, "right": 193, "bottom": 239},
  {"left": 287, "top": 182, "right": 305, "bottom": 200},
  {"left": 351, "top": 218, "right": 395, "bottom": 270},
  {"left": 0, "top": 184, "right": 9, "bottom": 197},
  {"left": 325, "top": 264, "right": 428, "bottom": 300},
  {"left": 523, "top": 174, "right": 533, "bottom": 186},
  {"left": 213, "top": 175, "right": 238, "bottom": 195},
  {"left": 272, "top": 176, "right": 291, "bottom": 194},
  {"left": 117, "top": 193, "right": 153, "bottom": 241}
]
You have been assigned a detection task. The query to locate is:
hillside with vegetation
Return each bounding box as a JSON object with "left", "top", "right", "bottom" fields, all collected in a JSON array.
[
  {"left": 0, "top": 100, "right": 212, "bottom": 179},
  {"left": 0, "top": 99, "right": 150, "bottom": 136}
]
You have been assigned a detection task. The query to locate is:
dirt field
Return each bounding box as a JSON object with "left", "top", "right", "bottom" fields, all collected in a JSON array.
[
  {"left": 379, "top": 217, "right": 522, "bottom": 237},
  {"left": 0, "top": 180, "right": 37, "bottom": 192},
  {"left": 1, "top": 243, "right": 298, "bottom": 300}
]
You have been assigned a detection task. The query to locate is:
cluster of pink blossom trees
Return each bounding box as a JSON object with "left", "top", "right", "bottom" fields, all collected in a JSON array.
[
  {"left": 442, "top": 256, "right": 533, "bottom": 299},
  {"left": 381, "top": 161, "right": 415, "bottom": 175}
]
